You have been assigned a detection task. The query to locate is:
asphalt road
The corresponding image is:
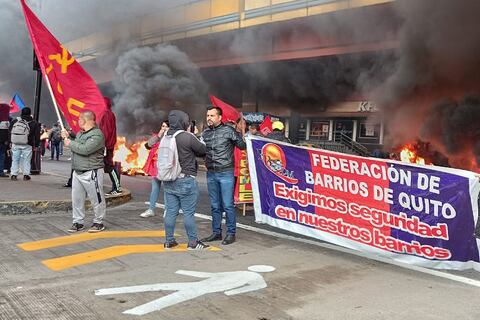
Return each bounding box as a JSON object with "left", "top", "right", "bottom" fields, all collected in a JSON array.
[{"left": 0, "top": 158, "right": 479, "bottom": 319}]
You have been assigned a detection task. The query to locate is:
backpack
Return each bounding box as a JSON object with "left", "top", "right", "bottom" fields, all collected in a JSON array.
[
  {"left": 156, "top": 130, "right": 184, "bottom": 181},
  {"left": 51, "top": 129, "right": 62, "bottom": 143},
  {"left": 11, "top": 117, "right": 31, "bottom": 145}
]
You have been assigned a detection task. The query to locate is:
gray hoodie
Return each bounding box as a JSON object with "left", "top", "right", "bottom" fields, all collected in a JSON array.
[{"left": 166, "top": 110, "right": 206, "bottom": 177}]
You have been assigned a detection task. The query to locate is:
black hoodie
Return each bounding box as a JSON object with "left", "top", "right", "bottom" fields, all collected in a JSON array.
[{"left": 167, "top": 110, "right": 206, "bottom": 177}]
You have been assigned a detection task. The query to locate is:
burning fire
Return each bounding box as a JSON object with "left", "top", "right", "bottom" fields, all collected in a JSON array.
[
  {"left": 113, "top": 136, "right": 149, "bottom": 175},
  {"left": 400, "top": 144, "right": 430, "bottom": 165}
]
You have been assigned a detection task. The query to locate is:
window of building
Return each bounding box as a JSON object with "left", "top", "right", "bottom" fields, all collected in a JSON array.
[
  {"left": 359, "top": 121, "right": 380, "bottom": 139},
  {"left": 298, "top": 120, "right": 307, "bottom": 140},
  {"left": 310, "top": 121, "right": 329, "bottom": 140}
]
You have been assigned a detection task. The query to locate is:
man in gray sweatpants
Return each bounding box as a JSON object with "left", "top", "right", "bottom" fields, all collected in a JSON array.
[{"left": 62, "top": 110, "right": 106, "bottom": 233}]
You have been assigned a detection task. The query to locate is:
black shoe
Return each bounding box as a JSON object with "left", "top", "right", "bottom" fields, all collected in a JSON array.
[
  {"left": 68, "top": 223, "right": 85, "bottom": 233},
  {"left": 164, "top": 240, "right": 179, "bottom": 249},
  {"left": 11, "top": 175, "right": 17, "bottom": 181},
  {"left": 200, "top": 233, "right": 222, "bottom": 242},
  {"left": 0, "top": 174, "right": 9, "bottom": 178},
  {"left": 23, "top": 175, "right": 31, "bottom": 181},
  {"left": 88, "top": 223, "right": 106, "bottom": 233},
  {"left": 63, "top": 183, "right": 72, "bottom": 188},
  {"left": 187, "top": 240, "right": 210, "bottom": 250},
  {"left": 222, "top": 234, "right": 236, "bottom": 245}
]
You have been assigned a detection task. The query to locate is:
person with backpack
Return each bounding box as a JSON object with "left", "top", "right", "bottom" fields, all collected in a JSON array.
[
  {"left": 140, "top": 120, "right": 169, "bottom": 218},
  {"left": 48, "top": 122, "right": 62, "bottom": 161},
  {"left": 160, "top": 110, "right": 209, "bottom": 250},
  {"left": 9, "top": 107, "right": 40, "bottom": 181}
]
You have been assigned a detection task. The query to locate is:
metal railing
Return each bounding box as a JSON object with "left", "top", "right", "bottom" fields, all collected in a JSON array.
[{"left": 333, "top": 132, "right": 370, "bottom": 157}]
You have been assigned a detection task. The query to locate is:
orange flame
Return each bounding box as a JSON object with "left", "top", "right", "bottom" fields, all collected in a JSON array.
[
  {"left": 400, "top": 144, "right": 429, "bottom": 165},
  {"left": 113, "top": 136, "right": 149, "bottom": 175}
]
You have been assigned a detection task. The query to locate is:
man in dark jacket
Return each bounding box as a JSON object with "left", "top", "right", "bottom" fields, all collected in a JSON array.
[
  {"left": 48, "top": 122, "right": 62, "bottom": 160},
  {"left": 200, "top": 106, "right": 246, "bottom": 245},
  {"left": 62, "top": 110, "right": 106, "bottom": 233},
  {"left": 99, "top": 97, "right": 122, "bottom": 195},
  {"left": 162, "top": 110, "right": 209, "bottom": 250},
  {"left": 0, "top": 103, "right": 10, "bottom": 177},
  {"left": 9, "top": 107, "right": 40, "bottom": 181},
  {"left": 266, "top": 121, "right": 291, "bottom": 143}
]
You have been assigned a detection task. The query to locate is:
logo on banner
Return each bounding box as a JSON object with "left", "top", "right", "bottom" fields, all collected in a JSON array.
[{"left": 261, "top": 143, "right": 298, "bottom": 184}]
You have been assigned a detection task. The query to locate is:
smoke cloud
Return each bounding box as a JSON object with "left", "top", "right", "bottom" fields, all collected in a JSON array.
[
  {"left": 113, "top": 44, "right": 208, "bottom": 138},
  {"left": 372, "top": 0, "right": 480, "bottom": 167}
]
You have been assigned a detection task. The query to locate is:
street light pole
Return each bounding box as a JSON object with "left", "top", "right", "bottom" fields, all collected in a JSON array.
[
  {"left": 31, "top": 51, "right": 42, "bottom": 174},
  {"left": 32, "top": 51, "right": 42, "bottom": 122}
]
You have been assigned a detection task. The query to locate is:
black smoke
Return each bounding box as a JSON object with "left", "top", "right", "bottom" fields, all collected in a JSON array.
[
  {"left": 113, "top": 44, "right": 208, "bottom": 139},
  {"left": 371, "top": 0, "right": 480, "bottom": 167},
  {"left": 421, "top": 95, "right": 480, "bottom": 169}
]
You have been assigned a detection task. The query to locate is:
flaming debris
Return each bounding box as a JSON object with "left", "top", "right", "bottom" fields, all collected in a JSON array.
[
  {"left": 399, "top": 144, "right": 428, "bottom": 165},
  {"left": 113, "top": 136, "right": 149, "bottom": 176}
]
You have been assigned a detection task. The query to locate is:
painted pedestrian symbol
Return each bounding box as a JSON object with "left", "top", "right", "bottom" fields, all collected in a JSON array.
[{"left": 95, "top": 265, "right": 276, "bottom": 316}]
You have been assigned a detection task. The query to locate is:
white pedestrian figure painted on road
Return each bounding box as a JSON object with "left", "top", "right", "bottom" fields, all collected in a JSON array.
[{"left": 95, "top": 265, "right": 276, "bottom": 316}]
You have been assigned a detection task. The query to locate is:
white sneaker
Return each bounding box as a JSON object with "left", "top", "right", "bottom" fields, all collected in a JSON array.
[{"left": 140, "top": 209, "right": 155, "bottom": 218}]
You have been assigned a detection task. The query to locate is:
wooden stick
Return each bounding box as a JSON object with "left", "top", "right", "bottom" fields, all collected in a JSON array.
[{"left": 43, "top": 73, "right": 65, "bottom": 131}]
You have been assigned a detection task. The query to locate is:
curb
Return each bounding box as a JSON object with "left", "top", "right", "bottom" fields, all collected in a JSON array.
[{"left": 0, "top": 188, "right": 132, "bottom": 215}]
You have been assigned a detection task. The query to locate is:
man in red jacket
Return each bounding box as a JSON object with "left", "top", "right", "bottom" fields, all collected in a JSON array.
[{"left": 99, "top": 97, "right": 122, "bottom": 195}]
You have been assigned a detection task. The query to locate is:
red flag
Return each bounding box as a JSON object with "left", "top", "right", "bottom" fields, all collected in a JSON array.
[
  {"left": 209, "top": 95, "right": 241, "bottom": 123},
  {"left": 259, "top": 115, "right": 273, "bottom": 136},
  {"left": 20, "top": 0, "right": 106, "bottom": 133}
]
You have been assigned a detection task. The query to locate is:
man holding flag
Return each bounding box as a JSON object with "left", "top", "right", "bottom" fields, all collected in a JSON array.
[{"left": 19, "top": 0, "right": 113, "bottom": 227}]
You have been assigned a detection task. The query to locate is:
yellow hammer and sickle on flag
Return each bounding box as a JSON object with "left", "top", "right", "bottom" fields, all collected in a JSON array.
[
  {"left": 67, "top": 98, "right": 85, "bottom": 117},
  {"left": 48, "top": 46, "right": 75, "bottom": 74}
]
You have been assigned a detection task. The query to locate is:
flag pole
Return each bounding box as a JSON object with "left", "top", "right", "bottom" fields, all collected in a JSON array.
[{"left": 42, "top": 73, "right": 65, "bottom": 132}]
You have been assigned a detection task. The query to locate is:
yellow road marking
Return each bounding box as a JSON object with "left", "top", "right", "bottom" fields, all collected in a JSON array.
[
  {"left": 42, "top": 244, "right": 221, "bottom": 271},
  {"left": 18, "top": 231, "right": 169, "bottom": 251}
]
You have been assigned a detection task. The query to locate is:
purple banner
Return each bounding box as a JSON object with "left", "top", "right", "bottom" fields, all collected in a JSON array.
[{"left": 247, "top": 136, "right": 480, "bottom": 270}]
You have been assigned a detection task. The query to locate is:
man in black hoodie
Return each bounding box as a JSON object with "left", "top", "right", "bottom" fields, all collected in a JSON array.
[
  {"left": 162, "top": 110, "right": 210, "bottom": 250},
  {"left": 10, "top": 107, "right": 40, "bottom": 181}
]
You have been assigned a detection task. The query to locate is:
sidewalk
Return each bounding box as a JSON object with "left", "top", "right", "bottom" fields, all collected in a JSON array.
[{"left": 0, "top": 169, "right": 131, "bottom": 215}]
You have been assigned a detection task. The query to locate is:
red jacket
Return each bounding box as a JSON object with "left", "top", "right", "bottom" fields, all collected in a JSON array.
[
  {"left": 98, "top": 97, "right": 117, "bottom": 150},
  {"left": 143, "top": 142, "right": 159, "bottom": 177}
]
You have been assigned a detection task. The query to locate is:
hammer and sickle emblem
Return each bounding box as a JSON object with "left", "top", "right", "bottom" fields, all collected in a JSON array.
[
  {"left": 67, "top": 98, "right": 85, "bottom": 117},
  {"left": 48, "top": 46, "right": 75, "bottom": 74}
]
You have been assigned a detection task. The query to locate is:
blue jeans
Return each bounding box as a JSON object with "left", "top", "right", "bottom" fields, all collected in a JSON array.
[
  {"left": 0, "top": 144, "right": 6, "bottom": 174},
  {"left": 149, "top": 178, "right": 162, "bottom": 210},
  {"left": 163, "top": 176, "right": 199, "bottom": 245},
  {"left": 11, "top": 144, "right": 32, "bottom": 176},
  {"left": 51, "top": 142, "right": 60, "bottom": 160},
  {"left": 207, "top": 170, "right": 236, "bottom": 235}
]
